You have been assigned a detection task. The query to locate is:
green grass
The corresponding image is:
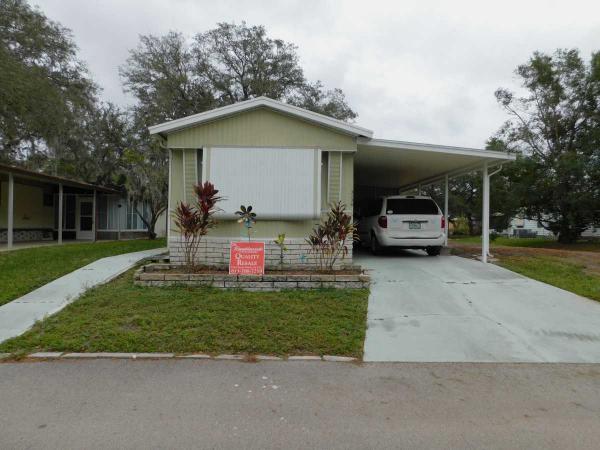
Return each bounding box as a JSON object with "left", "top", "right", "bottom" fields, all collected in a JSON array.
[
  {"left": 0, "top": 270, "right": 369, "bottom": 358},
  {"left": 0, "top": 239, "right": 165, "bottom": 306},
  {"left": 498, "top": 255, "right": 600, "bottom": 301},
  {"left": 451, "top": 236, "right": 600, "bottom": 252}
]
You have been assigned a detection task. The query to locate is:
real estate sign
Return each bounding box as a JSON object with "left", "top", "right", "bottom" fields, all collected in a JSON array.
[{"left": 229, "top": 242, "right": 265, "bottom": 275}]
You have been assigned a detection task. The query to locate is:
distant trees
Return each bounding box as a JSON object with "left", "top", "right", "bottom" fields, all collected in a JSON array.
[
  {"left": 493, "top": 49, "right": 600, "bottom": 242},
  {"left": 443, "top": 49, "right": 600, "bottom": 243},
  {"left": 0, "top": 0, "right": 97, "bottom": 167},
  {"left": 120, "top": 22, "right": 357, "bottom": 122}
]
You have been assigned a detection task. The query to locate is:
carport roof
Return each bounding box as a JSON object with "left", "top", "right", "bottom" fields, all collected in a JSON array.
[
  {"left": 355, "top": 138, "right": 516, "bottom": 189},
  {"left": 0, "top": 163, "right": 120, "bottom": 193}
]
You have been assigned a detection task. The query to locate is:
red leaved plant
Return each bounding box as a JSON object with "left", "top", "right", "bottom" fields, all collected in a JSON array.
[
  {"left": 306, "top": 202, "right": 356, "bottom": 271},
  {"left": 173, "top": 182, "right": 222, "bottom": 271}
]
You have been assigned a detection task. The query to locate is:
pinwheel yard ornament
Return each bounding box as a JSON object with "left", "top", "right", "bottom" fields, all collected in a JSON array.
[{"left": 235, "top": 205, "right": 257, "bottom": 241}]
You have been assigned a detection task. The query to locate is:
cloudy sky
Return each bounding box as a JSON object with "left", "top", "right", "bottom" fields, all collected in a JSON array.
[{"left": 34, "top": 0, "right": 600, "bottom": 148}]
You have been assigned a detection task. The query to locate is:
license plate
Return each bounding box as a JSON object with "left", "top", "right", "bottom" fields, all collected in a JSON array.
[{"left": 409, "top": 222, "right": 421, "bottom": 230}]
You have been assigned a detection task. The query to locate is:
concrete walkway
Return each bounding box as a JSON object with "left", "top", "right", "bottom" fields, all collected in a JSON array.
[
  {"left": 0, "top": 248, "right": 166, "bottom": 343},
  {"left": 360, "top": 251, "right": 600, "bottom": 363}
]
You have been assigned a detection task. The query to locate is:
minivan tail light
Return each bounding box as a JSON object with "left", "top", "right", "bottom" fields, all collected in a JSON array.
[
  {"left": 378, "top": 216, "right": 388, "bottom": 228},
  {"left": 441, "top": 215, "right": 446, "bottom": 230}
]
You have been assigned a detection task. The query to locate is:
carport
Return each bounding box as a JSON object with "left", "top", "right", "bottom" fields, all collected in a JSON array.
[{"left": 354, "top": 138, "right": 516, "bottom": 262}]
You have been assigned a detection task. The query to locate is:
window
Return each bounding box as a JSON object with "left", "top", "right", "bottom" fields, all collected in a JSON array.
[
  {"left": 97, "top": 195, "right": 123, "bottom": 230},
  {"left": 209, "top": 147, "right": 319, "bottom": 219},
  {"left": 126, "top": 200, "right": 148, "bottom": 231},
  {"left": 385, "top": 198, "right": 440, "bottom": 215}
]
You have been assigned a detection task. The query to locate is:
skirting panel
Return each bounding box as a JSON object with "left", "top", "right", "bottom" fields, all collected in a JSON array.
[{"left": 168, "top": 236, "right": 353, "bottom": 269}]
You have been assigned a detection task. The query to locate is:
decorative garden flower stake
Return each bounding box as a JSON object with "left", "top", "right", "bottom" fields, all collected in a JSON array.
[{"left": 235, "top": 205, "right": 257, "bottom": 242}]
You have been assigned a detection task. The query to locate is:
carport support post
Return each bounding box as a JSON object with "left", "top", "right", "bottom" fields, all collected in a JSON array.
[
  {"left": 482, "top": 162, "right": 490, "bottom": 263},
  {"left": 58, "top": 183, "right": 63, "bottom": 245},
  {"left": 444, "top": 174, "right": 449, "bottom": 246},
  {"left": 7, "top": 172, "right": 14, "bottom": 249}
]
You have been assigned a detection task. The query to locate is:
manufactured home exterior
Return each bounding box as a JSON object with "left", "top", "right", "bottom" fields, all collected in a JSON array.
[
  {"left": 0, "top": 164, "right": 164, "bottom": 246},
  {"left": 154, "top": 102, "right": 362, "bottom": 268},
  {"left": 150, "top": 97, "right": 515, "bottom": 266}
]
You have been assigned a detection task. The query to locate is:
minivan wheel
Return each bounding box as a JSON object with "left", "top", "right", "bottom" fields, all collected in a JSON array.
[
  {"left": 371, "top": 234, "right": 383, "bottom": 255},
  {"left": 426, "top": 246, "right": 442, "bottom": 256}
]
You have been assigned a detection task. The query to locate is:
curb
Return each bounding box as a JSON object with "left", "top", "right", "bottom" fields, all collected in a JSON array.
[{"left": 13, "top": 352, "right": 358, "bottom": 363}]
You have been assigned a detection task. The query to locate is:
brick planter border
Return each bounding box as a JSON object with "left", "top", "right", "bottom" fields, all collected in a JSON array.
[{"left": 134, "top": 263, "right": 369, "bottom": 291}]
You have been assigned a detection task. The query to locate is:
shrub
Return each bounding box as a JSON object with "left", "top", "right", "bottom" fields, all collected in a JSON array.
[
  {"left": 306, "top": 202, "right": 356, "bottom": 271},
  {"left": 273, "top": 233, "right": 288, "bottom": 267},
  {"left": 172, "top": 182, "right": 222, "bottom": 270}
]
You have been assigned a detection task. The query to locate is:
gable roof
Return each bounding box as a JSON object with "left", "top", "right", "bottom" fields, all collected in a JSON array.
[{"left": 148, "top": 96, "right": 373, "bottom": 138}]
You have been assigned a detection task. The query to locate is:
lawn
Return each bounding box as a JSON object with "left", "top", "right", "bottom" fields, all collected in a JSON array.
[
  {"left": 0, "top": 270, "right": 369, "bottom": 358},
  {"left": 0, "top": 239, "right": 165, "bottom": 306},
  {"left": 497, "top": 255, "right": 600, "bottom": 302},
  {"left": 450, "top": 236, "right": 600, "bottom": 301},
  {"left": 451, "top": 235, "right": 600, "bottom": 252}
]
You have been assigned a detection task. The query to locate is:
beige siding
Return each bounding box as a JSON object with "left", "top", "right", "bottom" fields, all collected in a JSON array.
[
  {"left": 167, "top": 107, "right": 357, "bottom": 239},
  {"left": 327, "top": 152, "right": 342, "bottom": 205},
  {"left": 206, "top": 219, "right": 320, "bottom": 239},
  {"left": 167, "top": 107, "right": 357, "bottom": 150},
  {"left": 183, "top": 149, "right": 197, "bottom": 202}
]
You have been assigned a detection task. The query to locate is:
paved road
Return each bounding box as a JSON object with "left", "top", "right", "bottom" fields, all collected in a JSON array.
[
  {"left": 359, "top": 251, "right": 600, "bottom": 362},
  {"left": 0, "top": 248, "right": 166, "bottom": 343},
  {"left": 1, "top": 360, "right": 599, "bottom": 449}
]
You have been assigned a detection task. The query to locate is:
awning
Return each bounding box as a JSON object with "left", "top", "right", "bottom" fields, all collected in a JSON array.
[
  {"left": 0, "top": 163, "right": 119, "bottom": 194},
  {"left": 355, "top": 138, "right": 515, "bottom": 189}
]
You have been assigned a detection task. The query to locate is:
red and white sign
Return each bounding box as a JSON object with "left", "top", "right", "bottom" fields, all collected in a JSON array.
[{"left": 229, "top": 242, "right": 265, "bottom": 275}]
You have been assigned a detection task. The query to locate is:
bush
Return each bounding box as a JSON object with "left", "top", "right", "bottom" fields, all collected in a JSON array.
[
  {"left": 306, "top": 202, "right": 355, "bottom": 271},
  {"left": 172, "top": 182, "right": 222, "bottom": 270}
]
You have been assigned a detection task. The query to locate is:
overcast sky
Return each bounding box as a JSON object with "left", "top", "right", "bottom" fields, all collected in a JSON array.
[{"left": 34, "top": 0, "right": 600, "bottom": 148}]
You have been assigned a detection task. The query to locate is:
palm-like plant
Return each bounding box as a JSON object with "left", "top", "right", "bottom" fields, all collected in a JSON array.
[
  {"left": 172, "top": 182, "right": 222, "bottom": 270},
  {"left": 235, "top": 205, "right": 257, "bottom": 241},
  {"left": 306, "top": 202, "right": 356, "bottom": 271}
]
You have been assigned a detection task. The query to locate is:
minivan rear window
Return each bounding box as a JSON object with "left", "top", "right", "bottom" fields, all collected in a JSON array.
[{"left": 386, "top": 199, "right": 439, "bottom": 215}]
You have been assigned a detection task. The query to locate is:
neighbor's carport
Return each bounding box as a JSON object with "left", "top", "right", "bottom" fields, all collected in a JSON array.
[{"left": 354, "top": 138, "right": 516, "bottom": 262}]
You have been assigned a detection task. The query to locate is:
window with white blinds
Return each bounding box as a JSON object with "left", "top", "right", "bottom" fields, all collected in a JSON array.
[{"left": 209, "top": 147, "right": 320, "bottom": 220}]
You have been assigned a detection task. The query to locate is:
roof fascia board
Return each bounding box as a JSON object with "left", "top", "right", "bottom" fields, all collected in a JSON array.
[
  {"left": 0, "top": 164, "right": 119, "bottom": 193},
  {"left": 148, "top": 97, "right": 374, "bottom": 138},
  {"left": 399, "top": 160, "right": 506, "bottom": 191},
  {"left": 358, "top": 137, "right": 516, "bottom": 161}
]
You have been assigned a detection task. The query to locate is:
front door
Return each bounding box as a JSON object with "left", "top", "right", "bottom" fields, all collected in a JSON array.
[{"left": 76, "top": 197, "right": 94, "bottom": 240}]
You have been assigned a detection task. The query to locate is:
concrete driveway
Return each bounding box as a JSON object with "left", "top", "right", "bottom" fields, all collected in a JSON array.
[{"left": 359, "top": 251, "right": 600, "bottom": 362}]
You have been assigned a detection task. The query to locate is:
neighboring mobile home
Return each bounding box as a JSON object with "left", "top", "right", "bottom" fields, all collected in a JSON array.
[
  {"left": 0, "top": 164, "right": 164, "bottom": 248},
  {"left": 149, "top": 97, "right": 515, "bottom": 266}
]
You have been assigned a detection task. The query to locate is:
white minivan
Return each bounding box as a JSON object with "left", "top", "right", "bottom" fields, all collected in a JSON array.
[{"left": 357, "top": 195, "right": 446, "bottom": 256}]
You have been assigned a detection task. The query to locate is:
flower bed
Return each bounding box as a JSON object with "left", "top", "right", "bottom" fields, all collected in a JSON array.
[{"left": 134, "top": 263, "right": 370, "bottom": 291}]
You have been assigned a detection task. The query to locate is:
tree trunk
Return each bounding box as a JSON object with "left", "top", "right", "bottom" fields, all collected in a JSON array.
[
  {"left": 467, "top": 216, "right": 475, "bottom": 236},
  {"left": 557, "top": 225, "right": 580, "bottom": 244},
  {"left": 146, "top": 215, "right": 158, "bottom": 240}
]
